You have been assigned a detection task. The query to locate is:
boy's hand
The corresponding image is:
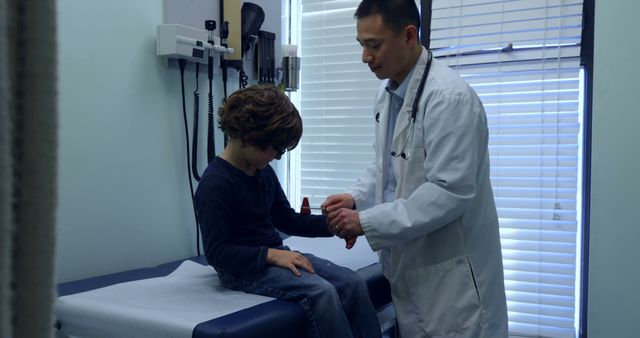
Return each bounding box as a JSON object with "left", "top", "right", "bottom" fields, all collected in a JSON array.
[{"left": 267, "top": 248, "right": 314, "bottom": 277}]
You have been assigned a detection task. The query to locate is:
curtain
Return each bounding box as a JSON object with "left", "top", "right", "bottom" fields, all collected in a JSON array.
[{"left": 0, "top": 0, "right": 58, "bottom": 337}]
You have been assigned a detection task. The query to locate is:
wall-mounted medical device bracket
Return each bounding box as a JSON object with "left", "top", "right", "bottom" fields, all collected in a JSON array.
[{"left": 157, "top": 24, "right": 234, "bottom": 64}]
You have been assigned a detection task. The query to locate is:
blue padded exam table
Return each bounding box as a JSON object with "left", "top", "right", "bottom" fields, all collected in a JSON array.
[{"left": 55, "top": 239, "right": 391, "bottom": 338}]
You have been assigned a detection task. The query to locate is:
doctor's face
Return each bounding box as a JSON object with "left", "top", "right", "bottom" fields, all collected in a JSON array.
[{"left": 356, "top": 14, "right": 415, "bottom": 84}]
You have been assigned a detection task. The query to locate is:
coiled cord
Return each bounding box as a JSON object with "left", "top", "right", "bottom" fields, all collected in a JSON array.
[
  {"left": 207, "top": 91, "right": 215, "bottom": 163},
  {"left": 191, "top": 63, "right": 202, "bottom": 181}
]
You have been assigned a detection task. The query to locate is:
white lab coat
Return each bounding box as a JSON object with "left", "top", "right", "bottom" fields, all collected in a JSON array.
[{"left": 348, "top": 47, "right": 509, "bottom": 338}]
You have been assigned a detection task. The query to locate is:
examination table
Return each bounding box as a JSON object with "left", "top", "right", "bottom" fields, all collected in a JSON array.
[{"left": 55, "top": 236, "right": 392, "bottom": 338}]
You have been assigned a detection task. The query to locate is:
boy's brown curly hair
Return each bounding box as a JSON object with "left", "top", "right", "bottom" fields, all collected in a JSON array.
[{"left": 218, "top": 84, "right": 302, "bottom": 152}]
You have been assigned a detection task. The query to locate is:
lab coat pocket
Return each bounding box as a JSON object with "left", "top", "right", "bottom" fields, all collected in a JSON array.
[{"left": 404, "top": 256, "right": 483, "bottom": 336}]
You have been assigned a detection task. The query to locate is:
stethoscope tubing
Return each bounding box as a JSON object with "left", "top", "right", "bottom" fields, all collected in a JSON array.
[{"left": 391, "top": 50, "right": 433, "bottom": 160}]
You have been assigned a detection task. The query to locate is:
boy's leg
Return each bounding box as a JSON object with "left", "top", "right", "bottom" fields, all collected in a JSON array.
[
  {"left": 219, "top": 263, "right": 354, "bottom": 338},
  {"left": 304, "top": 253, "right": 383, "bottom": 338}
]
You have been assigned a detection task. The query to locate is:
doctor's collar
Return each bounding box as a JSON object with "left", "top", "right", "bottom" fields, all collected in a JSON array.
[{"left": 385, "top": 61, "right": 418, "bottom": 100}]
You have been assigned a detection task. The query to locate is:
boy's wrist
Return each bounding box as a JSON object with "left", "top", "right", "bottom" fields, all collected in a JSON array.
[{"left": 266, "top": 248, "right": 279, "bottom": 264}]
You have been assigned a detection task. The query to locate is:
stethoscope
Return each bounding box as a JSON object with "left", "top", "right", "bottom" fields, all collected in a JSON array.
[{"left": 388, "top": 49, "right": 433, "bottom": 160}]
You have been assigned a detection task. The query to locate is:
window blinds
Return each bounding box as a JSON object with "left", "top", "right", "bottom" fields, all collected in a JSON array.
[
  {"left": 298, "top": 0, "right": 583, "bottom": 337},
  {"left": 298, "top": 0, "right": 379, "bottom": 208},
  {"left": 431, "top": 1, "right": 583, "bottom": 337}
]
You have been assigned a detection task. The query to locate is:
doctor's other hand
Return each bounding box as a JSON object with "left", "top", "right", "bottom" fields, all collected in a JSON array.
[
  {"left": 328, "top": 208, "right": 364, "bottom": 239},
  {"left": 326, "top": 218, "right": 357, "bottom": 249},
  {"left": 321, "top": 193, "right": 355, "bottom": 215},
  {"left": 266, "top": 248, "right": 314, "bottom": 277}
]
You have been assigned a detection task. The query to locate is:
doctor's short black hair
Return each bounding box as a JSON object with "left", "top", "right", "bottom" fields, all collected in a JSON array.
[
  {"left": 354, "top": 0, "right": 421, "bottom": 35},
  {"left": 218, "top": 83, "right": 302, "bottom": 152}
]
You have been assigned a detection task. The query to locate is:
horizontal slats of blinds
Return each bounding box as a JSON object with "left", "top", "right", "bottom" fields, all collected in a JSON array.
[
  {"left": 431, "top": 0, "right": 583, "bottom": 67},
  {"left": 300, "top": 0, "right": 376, "bottom": 208},
  {"left": 438, "top": 1, "right": 582, "bottom": 337}
]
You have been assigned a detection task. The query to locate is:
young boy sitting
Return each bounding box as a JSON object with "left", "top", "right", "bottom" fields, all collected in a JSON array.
[{"left": 194, "top": 84, "right": 381, "bottom": 338}]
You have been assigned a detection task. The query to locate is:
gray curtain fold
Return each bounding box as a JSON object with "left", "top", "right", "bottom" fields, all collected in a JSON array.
[
  {"left": 0, "top": 0, "right": 12, "bottom": 335},
  {"left": 0, "top": 0, "right": 58, "bottom": 337}
]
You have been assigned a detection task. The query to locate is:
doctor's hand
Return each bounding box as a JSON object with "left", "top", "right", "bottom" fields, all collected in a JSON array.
[
  {"left": 327, "top": 208, "right": 364, "bottom": 239},
  {"left": 321, "top": 193, "right": 355, "bottom": 215},
  {"left": 322, "top": 195, "right": 358, "bottom": 249},
  {"left": 266, "top": 248, "right": 314, "bottom": 277},
  {"left": 327, "top": 220, "right": 358, "bottom": 249}
]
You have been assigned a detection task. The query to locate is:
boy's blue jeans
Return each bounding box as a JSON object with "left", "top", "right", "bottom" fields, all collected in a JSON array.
[{"left": 218, "top": 246, "right": 382, "bottom": 338}]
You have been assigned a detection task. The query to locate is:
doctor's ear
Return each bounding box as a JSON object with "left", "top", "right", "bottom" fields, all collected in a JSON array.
[{"left": 403, "top": 25, "right": 419, "bottom": 45}]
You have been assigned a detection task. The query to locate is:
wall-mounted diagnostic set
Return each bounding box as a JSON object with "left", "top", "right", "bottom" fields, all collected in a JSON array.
[{"left": 156, "top": 1, "right": 301, "bottom": 255}]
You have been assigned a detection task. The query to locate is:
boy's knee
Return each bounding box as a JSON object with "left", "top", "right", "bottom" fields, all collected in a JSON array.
[
  {"left": 341, "top": 273, "right": 368, "bottom": 294},
  {"left": 309, "top": 279, "right": 339, "bottom": 296},
  {"left": 304, "top": 280, "right": 343, "bottom": 306}
]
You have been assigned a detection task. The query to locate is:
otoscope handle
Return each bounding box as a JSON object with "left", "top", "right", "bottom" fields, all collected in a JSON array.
[{"left": 205, "top": 20, "right": 216, "bottom": 81}]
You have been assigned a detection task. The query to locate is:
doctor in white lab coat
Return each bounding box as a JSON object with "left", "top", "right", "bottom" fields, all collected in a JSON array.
[{"left": 322, "top": 1, "right": 509, "bottom": 337}]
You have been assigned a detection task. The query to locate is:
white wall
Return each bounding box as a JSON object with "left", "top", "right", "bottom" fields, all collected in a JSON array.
[
  {"left": 588, "top": 1, "right": 640, "bottom": 337},
  {"left": 55, "top": 0, "right": 281, "bottom": 283}
]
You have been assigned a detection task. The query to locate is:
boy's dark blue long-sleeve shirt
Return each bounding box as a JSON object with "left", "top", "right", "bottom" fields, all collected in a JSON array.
[{"left": 195, "top": 157, "right": 332, "bottom": 277}]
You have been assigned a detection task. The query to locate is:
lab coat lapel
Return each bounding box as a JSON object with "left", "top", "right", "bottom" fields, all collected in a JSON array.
[
  {"left": 390, "top": 48, "right": 430, "bottom": 154},
  {"left": 376, "top": 88, "right": 391, "bottom": 154},
  {"left": 375, "top": 84, "right": 391, "bottom": 204}
]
